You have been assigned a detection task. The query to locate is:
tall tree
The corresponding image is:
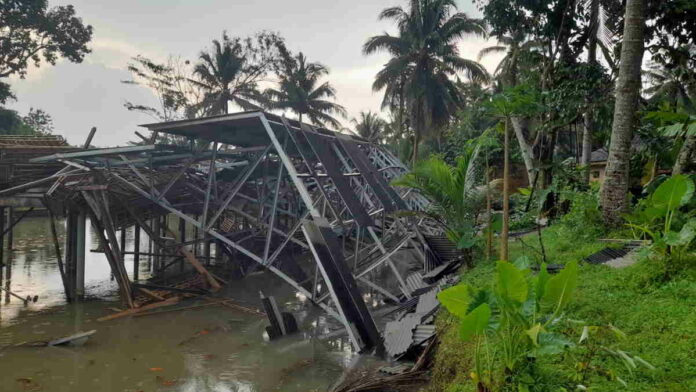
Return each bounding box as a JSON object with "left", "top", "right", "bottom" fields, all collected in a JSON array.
[
  {"left": 22, "top": 107, "right": 53, "bottom": 135},
  {"left": 192, "top": 31, "right": 284, "bottom": 115},
  {"left": 0, "top": 0, "right": 92, "bottom": 103},
  {"left": 600, "top": 0, "right": 647, "bottom": 225},
  {"left": 478, "top": 35, "right": 543, "bottom": 88},
  {"left": 123, "top": 55, "right": 204, "bottom": 121},
  {"left": 364, "top": 0, "right": 489, "bottom": 164},
  {"left": 352, "top": 111, "right": 386, "bottom": 143},
  {"left": 264, "top": 50, "right": 346, "bottom": 128},
  {"left": 580, "top": 0, "right": 616, "bottom": 183}
]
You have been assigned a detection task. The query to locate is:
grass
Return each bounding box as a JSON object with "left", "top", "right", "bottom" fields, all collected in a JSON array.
[{"left": 427, "top": 223, "right": 696, "bottom": 392}]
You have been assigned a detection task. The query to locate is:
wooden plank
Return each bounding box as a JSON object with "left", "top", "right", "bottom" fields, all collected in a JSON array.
[
  {"left": 97, "top": 297, "right": 180, "bottom": 322},
  {"left": 138, "top": 287, "right": 166, "bottom": 301},
  {"left": 179, "top": 247, "right": 222, "bottom": 291}
]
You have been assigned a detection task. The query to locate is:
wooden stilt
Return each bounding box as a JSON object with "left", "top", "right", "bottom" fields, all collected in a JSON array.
[
  {"left": 47, "top": 206, "right": 71, "bottom": 301},
  {"left": 120, "top": 226, "right": 126, "bottom": 256},
  {"left": 133, "top": 224, "right": 140, "bottom": 281},
  {"left": 179, "top": 217, "right": 186, "bottom": 272},
  {"left": 153, "top": 217, "right": 161, "bottom": 274},
  {"left": 0, "top": 207, "right": 5, "bottom": 266},
  {"left": 75, "top": 210, "right": 86, "bottom": 300},
  {"left": 82, "top": 191, "right": 134, "bottom": 308},
  {"left": 6, "top": 208, "right": 13, "bottom": 251}
]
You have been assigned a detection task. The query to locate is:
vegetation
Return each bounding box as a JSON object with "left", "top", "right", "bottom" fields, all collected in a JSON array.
[
  {"left": 0, "top": 0, "right": 92, "bottom": 103},
  {"left": 0, "top": 106, "right": 54, "bottom": 136},
  {"left": 429, "top": 210, "right": 694, "bottom": 391},
  {"left": 263, "top": 49, "right": 346, "bottom": 128},
  {"left": 363, "top": 0, "right": 489, "bottom": 164}
]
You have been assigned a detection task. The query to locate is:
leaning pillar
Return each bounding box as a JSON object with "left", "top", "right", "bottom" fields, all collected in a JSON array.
[
  {"left": 75, "top": 210, "right": 86, "bottom": 300},
  {"left": 6, "top": 207, "right": 13, "bottom": 251},
  {"left": 133, "top": 224, "right": 140, "bottom": 281},
  {"left": 0, "top": 207, "right": 5, "bottom": 266}
]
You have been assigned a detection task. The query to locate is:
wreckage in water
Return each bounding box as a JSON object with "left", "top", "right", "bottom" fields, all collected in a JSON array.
[{"left": 0, "top": 111, "right": 458, "bottom": 353}]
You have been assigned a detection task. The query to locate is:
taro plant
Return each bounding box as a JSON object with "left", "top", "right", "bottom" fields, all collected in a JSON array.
[
  {"left": 437, "top": 260, "right": 580, "bottom": 391},
  {"left": 625, "top": 174, "right": 696, "bottom": 273}
]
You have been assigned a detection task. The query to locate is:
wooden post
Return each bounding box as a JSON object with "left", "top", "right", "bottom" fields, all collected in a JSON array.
[
  {"left": 0, "top": 207, "right": 5, "bottom": 266},
  {"left": 47, "top": 207, "right": 71, "bottom": 301},
  {"left": 133, "top": 224, "right": 140, "bottom": 281},
  {"left": 179, "top": 217, "right": 186, "bottom": 272},
  {"left": 120, "top": 226, "right": 127, "bottom": 257},
  {"left": 75, "top": 210, "right": 86, "bottom": 300},
  {"left": 153, "top": 217, "right": 161, "bottom": 274},
  {"left": 6, "top": 207, "right": 13, "bottom": 251},
  {"left": 65, "top": 210, "right": 76, "bottom": 299}
]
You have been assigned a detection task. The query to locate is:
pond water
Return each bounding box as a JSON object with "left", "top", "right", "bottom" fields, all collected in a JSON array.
[{"left": 0, "top": 215, "right": 363, "bottom": 392}]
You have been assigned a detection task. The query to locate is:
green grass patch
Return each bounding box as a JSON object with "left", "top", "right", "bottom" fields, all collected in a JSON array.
[{"left": 428, "top": 225, "right": 696, "bottom": 392}]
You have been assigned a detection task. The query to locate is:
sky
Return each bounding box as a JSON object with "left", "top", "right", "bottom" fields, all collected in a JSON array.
[{"left": 7, "top": 0, "right": 504, "bottom": 147}]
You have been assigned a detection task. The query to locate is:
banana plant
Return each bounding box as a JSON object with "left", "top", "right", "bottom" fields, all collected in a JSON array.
[{"left": 438, "top": 260, "right": 579, "bottom": 391}]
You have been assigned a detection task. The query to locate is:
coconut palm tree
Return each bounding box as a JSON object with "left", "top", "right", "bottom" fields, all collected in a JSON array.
[
  {"left": 352, "top": 111, "right": 387, "bottom": 143},
  {"left": 600, "top": 0, "right": 647, "bottom": 225},
  {"left": 192, "top": 33, "right": 268, "bottom": 115},
  {"left": 364, "top": 0, "right": 489, "bottom": 165},
  {"left": 264, "top": 51, "right": 346, "bottom": 129},
  {"left": 645, "top": 62, "right": 695, "bottom": 110},
  {"left": 477, "top": 35, "right": 543, "bottom": 87}
]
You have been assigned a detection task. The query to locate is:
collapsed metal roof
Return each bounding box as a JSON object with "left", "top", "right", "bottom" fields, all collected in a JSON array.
[{"left": 1, "top": 111, "right": 446, "bottom": 353}]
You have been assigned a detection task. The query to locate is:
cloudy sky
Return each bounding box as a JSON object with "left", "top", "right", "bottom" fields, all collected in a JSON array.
[{"left": 7, "top": 0, "right": 503, "bottom": 147}]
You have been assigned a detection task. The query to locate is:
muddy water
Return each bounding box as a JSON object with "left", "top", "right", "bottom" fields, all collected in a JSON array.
[{"left": 0, "top": 216, "right": 358, "bottom": 392}]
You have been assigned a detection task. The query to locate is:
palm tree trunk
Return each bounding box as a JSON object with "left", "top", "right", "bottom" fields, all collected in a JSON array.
[
  {"left": 581, "top": 113, "right": 593, "bottom": 182},
  {"left": 412, "top": 132, "right": 420, "bottom": 166},
  {"left": 600, "top": 0, "right": 646, "bottom": 225},
  {"left": 500, "top": 119, "right": 510, "bottom": 261},
  {"left": 486, "top": 158, "right": 493, "bottom": 262},
  {"left": 673, "top": 134, "right": 696, "bottom": 175},
  {"left": 582, "top": 0, "right": 600, "bottom": 183}
]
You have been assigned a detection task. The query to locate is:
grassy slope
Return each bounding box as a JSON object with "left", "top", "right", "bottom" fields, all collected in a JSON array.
[{"left": 428, "top": 225, "right": 696, "bottom": 392}]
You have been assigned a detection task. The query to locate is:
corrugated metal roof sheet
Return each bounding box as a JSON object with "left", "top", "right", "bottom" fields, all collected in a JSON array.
[
  {"left": 383, "top": 313, "right": 421, "bottom": 358},
  {"left": 415, "top": 287, "right": 440, "bottom": 316},
  {"left": 406, "top": 272, "right": 426, "bottom": 293},
  {"left": 413, "top": 324, "right": 436, "bottom": 345}
]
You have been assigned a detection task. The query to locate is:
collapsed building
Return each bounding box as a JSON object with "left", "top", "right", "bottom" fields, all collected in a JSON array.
[{"left": 0, "top": 111, "right": 460, "bottom": 353}]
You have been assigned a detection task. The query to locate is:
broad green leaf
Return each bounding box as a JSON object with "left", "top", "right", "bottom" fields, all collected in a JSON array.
[
  {"left": 457, "top": 235, "right": 477, "bottom": 250},
  {"left": 665, "top": 219, "right": 696, "bottom": 246},
  {"left": 526, "top": 323, "right": 543, "bottom": 346},
  {"left": 437, "top": 285, "right": 470, "bottom": 319},
  {"left": 459, "top": 303, "right": 491, "bottom": 341},
  {"left": 518, "top": 187, "right": 532, "bottom": 196},
  {"left": 513, "top": 255, "right": 532, "bottom": 271},
  {"left": 543, "top": 260, "right": 579, "bottom": 312},
  {"left": 529, "top": 332, "right": 573, "bottom": 356},
  {"left": 496, "top": 261, "right": 528, "bottom": 304},
  {"left": 651, "top": 174, "right": 694, "bottom": 210},
  {"left": 535, "top": 263, "right": 550, "bottom": 303}
]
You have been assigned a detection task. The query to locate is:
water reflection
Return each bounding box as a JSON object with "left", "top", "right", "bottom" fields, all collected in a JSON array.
[{"left": 0, "top": 215, "right": 354, "bottom": 391}]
